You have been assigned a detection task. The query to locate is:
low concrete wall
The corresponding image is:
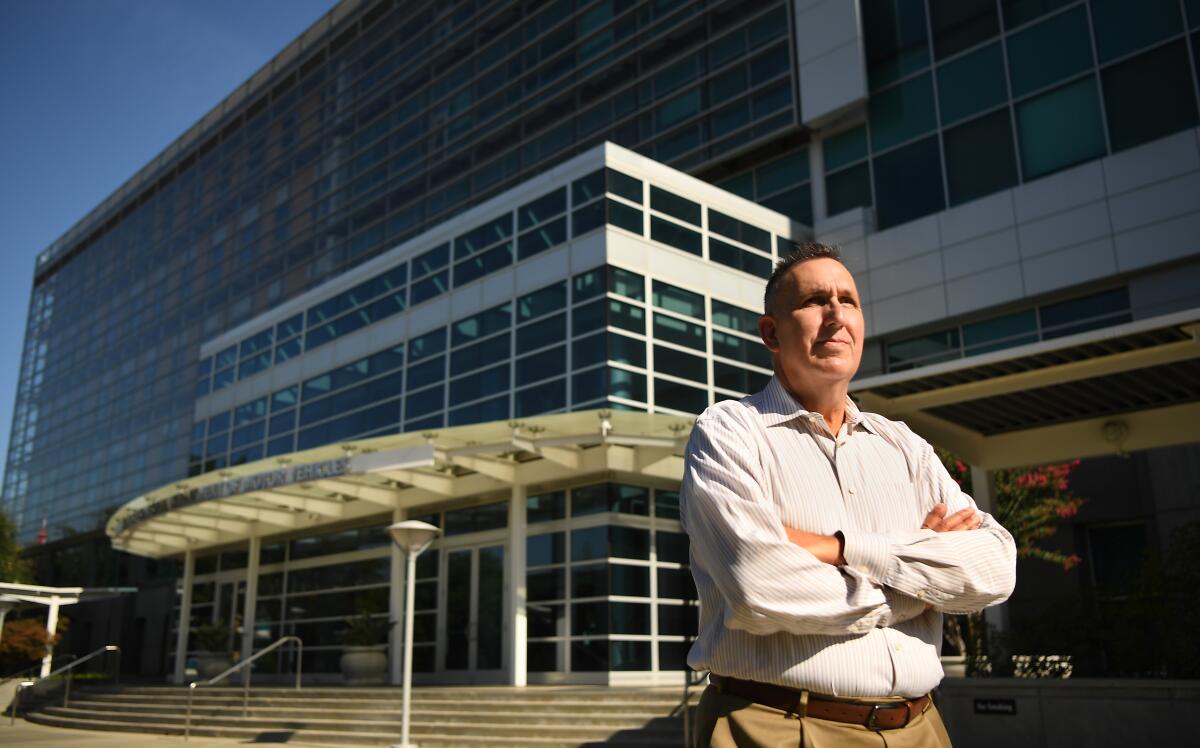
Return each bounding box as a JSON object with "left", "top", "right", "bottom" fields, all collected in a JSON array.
[{"left": 937, "top": 677, "right": 1200, "bottom": 747}]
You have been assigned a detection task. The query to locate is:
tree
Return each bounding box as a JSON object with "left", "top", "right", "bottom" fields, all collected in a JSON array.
[
  {"left": 0, "top": 508, "right": 32, "bottom": 583},
  {"left": 935, "top": 451, "right": 1085, "bottom": 676}
]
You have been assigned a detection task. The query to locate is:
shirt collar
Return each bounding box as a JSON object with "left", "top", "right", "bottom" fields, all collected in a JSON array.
[{"left": 757, "top": 375, "right": 877, "bottom": 435}]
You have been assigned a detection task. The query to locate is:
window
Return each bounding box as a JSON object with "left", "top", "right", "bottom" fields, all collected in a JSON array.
[
  {"left": 654, "top": 345, "right": 707, "bottom": 383},
  {"left": 869, "top": 73, "right": 937, "bottom": 151},
  {"left": 826, "top": 163, "right": 873, "bottom": 216},
  {"left": 707, "top": 210, "right": 771, "bottom": 253},
  {"left": 650, "top": 217, "right": 702, "bottom": 255},
  {"left": 1039, "top": 287, "right": 1130, "bottom": 338},
  {"left": 873, "top": 135, "right": 945, "bottom": 229},
  {"left": 572, "top": 483, "right": 649, "bottom": 516},
  {"left": 1000, "top": 0, "right": 1075, "bottom": 28},
  {"left": 1016, "top": 76, "right": 1106, "bottom": 180},
  {"left": 655, "top": 378, "right": 709, "bottom": 413},
  {"left": 607, "top": 200, "right": 643, "bottom": 235},
  {"left": 962, "top": 310, "right": 1038, "bottom": 354},
  {"left": 1090, "top": 0, "right": 1183, "bottom": 63},
  {"left": 606, "top": 169, "right": 643, "bottom": 203},
  {"left": 1102, "top": 42, "right": 1199, "bottom": 152},
  {"left": 888, "top": 329, "right": 960, "bottom": 371},
  {"left": 862, "top": 0, "right": 930, "bottom": 90},
  {"left": 518, "top": 282, "right": 567, "bottom": 321},
  {"left": 653, "top": 313, "right": 706, "bottom": 351},
  {"left": 1006, "top": 7, "right": 1092, "bottom": 98},
  {"left": 937, "top": 43, "right": 1007, "bottom": 125},
  {"left": 650, "top": 187, "right": 701, "bottom": 226},
  {"left": 944, "top": 110, "right": 1018, "bottom": 205},
  {"left": 608, "top": 266, "right": 644, "bottom": 301},
  {"left": 712, "top": 300, "right": 759, "bottom": 334},
  {"left": 652, "top": 281, "right": 705, "bottom": 320},
  {"left": 928, "top": 0, "right": 999, "bottom": 60}
]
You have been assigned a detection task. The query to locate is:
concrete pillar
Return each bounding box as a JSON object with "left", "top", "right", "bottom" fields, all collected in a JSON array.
[
  {"left": 173, "top": 549, "right": 196, "bottom": 684},
  {"left": 389, "top": 506, "right": 406, "bottom": 686},
  {"left": 971, "top": 466, "right": 1010, "bottom": 649},
  {"left": 240, "top": 536, "right": 261, "bottom": 665},
  {"left": 809, "top": 138, "right": 828, "bottom": 222},
  {"left": 40, "top": 599, "right": 60, "bottom": 677},
  {"left": 507, "top": 484, "right": 527, "bottom": 686}
]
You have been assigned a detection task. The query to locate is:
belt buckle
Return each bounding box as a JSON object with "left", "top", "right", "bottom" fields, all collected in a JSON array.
[{"left": 866, "top": 702, "right": 908, "bottom": 731}]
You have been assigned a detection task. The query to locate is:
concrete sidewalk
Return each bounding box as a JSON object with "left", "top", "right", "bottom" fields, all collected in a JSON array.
[{"left": 0, "top": 720, "right": 348, "bottom": 747}]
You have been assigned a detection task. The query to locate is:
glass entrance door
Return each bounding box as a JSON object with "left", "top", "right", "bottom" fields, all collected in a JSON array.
[
  {"left": 216, "top": 579, "right": 245, "bottom": 657},
  {"left": 442, "top": 543, "right": 505, "bottom": 682}
]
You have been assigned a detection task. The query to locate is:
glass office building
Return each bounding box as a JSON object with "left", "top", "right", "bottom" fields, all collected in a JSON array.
[{"left": 7, "top": 0, "right": 1200, "bottom": 682}]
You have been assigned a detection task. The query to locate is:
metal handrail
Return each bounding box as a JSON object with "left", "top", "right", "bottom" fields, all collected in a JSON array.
[
  {"left": 44, "top": 645, "right": 121, "bottom": 709},
  {"left": 185, "top": 635, "right": 302, "bottom": 741},
  {"left": 7, "top": 654, "right": 78, "bottom": 724},
  {"left": 7, "top": 645, "right": 120, "bottom": 726}
]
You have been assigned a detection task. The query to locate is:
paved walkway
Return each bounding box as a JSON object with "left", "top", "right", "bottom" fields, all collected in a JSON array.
[{"left": 0, "top": 720, "right": 345, "bottom": 747}]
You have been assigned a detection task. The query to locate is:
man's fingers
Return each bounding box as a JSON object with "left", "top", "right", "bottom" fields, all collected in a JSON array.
[{"left": 923, "top": 507, "right": 982, "bottom": 532}]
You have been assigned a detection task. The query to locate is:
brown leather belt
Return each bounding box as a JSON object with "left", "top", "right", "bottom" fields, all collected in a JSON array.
[{"left": 711, "top": 675, "right": 930, "bottom": 730}]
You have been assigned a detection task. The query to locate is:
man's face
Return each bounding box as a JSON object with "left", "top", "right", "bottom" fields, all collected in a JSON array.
[{"left": 757, "top": 258, "right": 864, "bottom": 397}]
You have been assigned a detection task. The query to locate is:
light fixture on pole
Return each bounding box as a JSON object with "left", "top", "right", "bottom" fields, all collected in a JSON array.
[{"left": 387, "top": 520, "right": 441, "bottom": 748}]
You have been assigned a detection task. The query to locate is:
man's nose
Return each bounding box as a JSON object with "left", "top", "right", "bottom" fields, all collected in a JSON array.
[{"left": 824, "top": 300, "right": 847, "bottom": 324}]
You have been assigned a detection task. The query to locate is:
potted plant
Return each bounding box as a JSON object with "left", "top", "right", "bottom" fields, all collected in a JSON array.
[
  {"left": 192, "top": 623, "right": 231, "bottom": 680},
  {"left": 339, "top": 613, "right": 389, "bottom": 686}
]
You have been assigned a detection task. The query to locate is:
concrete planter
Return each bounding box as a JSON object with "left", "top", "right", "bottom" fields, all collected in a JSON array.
[
  {"left": 194, "top": 653, "right": 230, "bottom": 680},
  {"left": 340, "top": 647, "right": 387, "bottom": 686}
]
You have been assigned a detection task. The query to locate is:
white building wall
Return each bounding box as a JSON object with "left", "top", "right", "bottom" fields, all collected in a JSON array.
[{"left": 815, "top": 128, "right": 1200, "bottom": 338}]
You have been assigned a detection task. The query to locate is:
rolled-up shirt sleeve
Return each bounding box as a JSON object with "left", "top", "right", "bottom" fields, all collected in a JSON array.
[
  {"left": 681, "top": 409, "right": 899, "bottom": 636},
  {"left": 841, "top": 431, "right": 1017, "bottom": 615}
]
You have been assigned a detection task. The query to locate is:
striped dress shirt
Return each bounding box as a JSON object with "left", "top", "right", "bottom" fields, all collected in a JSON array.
[{"left": 680, "top": 376, "right": 1016, "bottom": 698}]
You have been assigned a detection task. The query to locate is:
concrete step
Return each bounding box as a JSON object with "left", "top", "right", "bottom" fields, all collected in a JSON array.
[
  {"left": 27, "top": 712, "right": 682, "bottom": 747},
  {"left": 39, "top": 705, "right": 679, "bottom": 738},
  {"left": 71, "top": 693, "right": 686, "bottom": 714},
  {"left": 60, "top": 699, "right": 679, "bottom": 725},
  {"left": 81, "top": 685, "right": 687, "bottom": 703}
]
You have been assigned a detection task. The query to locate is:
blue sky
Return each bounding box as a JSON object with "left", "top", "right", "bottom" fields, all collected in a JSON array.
[{"left": 0, "top": 0, "right": 336, "bottom": 485}]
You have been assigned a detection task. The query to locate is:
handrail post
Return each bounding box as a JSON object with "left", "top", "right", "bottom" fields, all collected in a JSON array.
[
  {"left": 295, "top": 638, "right": 302, "bottom": 690},
  {"left": 64, "top": 668, "right": 71, "bottom": 709},
  {"left": 185, "top": 683, "right": 194, "bottom": 741},
  {"left": 243, "top": 659, "right": 250, "bottom": 718},
  {"left": 114, "top": 648, "right": 121, "bottom": 687}
]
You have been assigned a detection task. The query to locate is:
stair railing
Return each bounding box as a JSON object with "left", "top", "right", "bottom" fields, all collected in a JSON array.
[
  {"left": 7, "top": 645, "right": 118, "bottom": 726},
  {"left": 185, "top": 635, "right": 302, "bottom": 741}
]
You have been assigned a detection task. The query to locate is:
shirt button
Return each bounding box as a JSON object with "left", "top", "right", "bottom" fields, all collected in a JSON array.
[
  {"left": 894, "top": 644, "right": 903, "bottom": 652},
  {"left": 847, "top": 487, "right": 856, "bottom": 495}
]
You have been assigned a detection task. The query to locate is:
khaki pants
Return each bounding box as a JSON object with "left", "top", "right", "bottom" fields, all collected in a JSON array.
[{"left": 693, "top": 684, "right": 954, "bottom": 748}]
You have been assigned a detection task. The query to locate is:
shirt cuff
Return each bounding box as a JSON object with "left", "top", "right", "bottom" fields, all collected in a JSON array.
[{"left": 840, "top": 531, "right": 891, "bottom": 584}]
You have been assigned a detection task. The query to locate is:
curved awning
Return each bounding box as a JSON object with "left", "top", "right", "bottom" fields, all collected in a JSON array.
[
  {"left": 106, "top": 409, "right": 694, "bottom": 559},
  {"left": 851, "top": 309, "right": 1200, "bottom": 470}
]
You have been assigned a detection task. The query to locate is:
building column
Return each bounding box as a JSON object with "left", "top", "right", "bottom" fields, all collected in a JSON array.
[
  {"left": 173, "top": 549, "right": 196, "bottom": 684},
  {"left": 389, "top": 507, "right": 406, "bottom": 686},
  {"left": 240, "top": 536, "right": 261, "bottom": 668},
  {"left": 507, "top": 484, "right": 527, "bottom": 687},
  {"left": 970, "top": 467, "right": 1010, "bottom": 637},
  {"left": 40, "top": 598, "right": 60, "bottom": 677},
  {"left": 809, "top": 139, "right": 828, "bottom": 222}
]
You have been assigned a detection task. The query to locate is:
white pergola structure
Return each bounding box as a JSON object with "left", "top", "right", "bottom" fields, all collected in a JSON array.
[
  {"left": 851, "top": 310, "right": 1200, "bottom": 476},
  {"left": 0, "top": 583, "right": 134, "bottom": 676},
  {"left": 106, "top": 409, "right": 692, "bottom": 686}
]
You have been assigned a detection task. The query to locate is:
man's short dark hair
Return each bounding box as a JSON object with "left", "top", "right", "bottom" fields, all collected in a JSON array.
[{"left": 763, "top": 242, "right": 844, "bottom": 314}]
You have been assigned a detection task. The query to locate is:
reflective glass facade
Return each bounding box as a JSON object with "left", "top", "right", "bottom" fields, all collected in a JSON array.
[
  {"left": 5, "top": 0, "right": 801, "bottom": 545},
  {"left": 832, "top": 0, "right": 1200, "bottom": 228}
]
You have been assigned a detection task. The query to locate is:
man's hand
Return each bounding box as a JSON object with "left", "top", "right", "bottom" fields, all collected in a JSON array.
[
  {"left": 921, "top": 503, "right": 982, "bottom": 532},
  {"left": 783, "top": 527, "right": 845, "bottom": 566}
]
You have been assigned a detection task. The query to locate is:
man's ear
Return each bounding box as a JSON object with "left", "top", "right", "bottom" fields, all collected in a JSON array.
[{"left": 759, "top": 314, "right": 779, "bottom": 352}]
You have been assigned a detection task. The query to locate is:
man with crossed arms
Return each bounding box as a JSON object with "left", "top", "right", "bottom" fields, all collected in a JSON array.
[{"left": 681, "top": 242, "right": 1016, "bottom": 747}]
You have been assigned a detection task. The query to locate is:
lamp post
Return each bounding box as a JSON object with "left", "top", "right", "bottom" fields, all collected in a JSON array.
[{"left": 387, "top": 520, "right": 440, "bottom": 748}]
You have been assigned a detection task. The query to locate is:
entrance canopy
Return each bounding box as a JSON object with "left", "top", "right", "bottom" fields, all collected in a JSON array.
[
  {"left": 107, "top": 410, "right": 693, "bottom": 559},
  {"left": 851, "top": 309, "right": 1200, "bottom": 470}
]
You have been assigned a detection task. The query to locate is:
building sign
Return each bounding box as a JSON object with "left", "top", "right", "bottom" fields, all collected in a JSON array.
[
  {"left": 108, "top": 457, "right": 351, "bottom": 537},
  {"left": 974, "top": 699, "right": 1017, "bottom": 715}
]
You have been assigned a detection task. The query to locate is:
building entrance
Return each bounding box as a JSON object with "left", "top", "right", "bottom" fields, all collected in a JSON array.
[{"left": 438, "top": 542, "right": 506, "bottom": 684}]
